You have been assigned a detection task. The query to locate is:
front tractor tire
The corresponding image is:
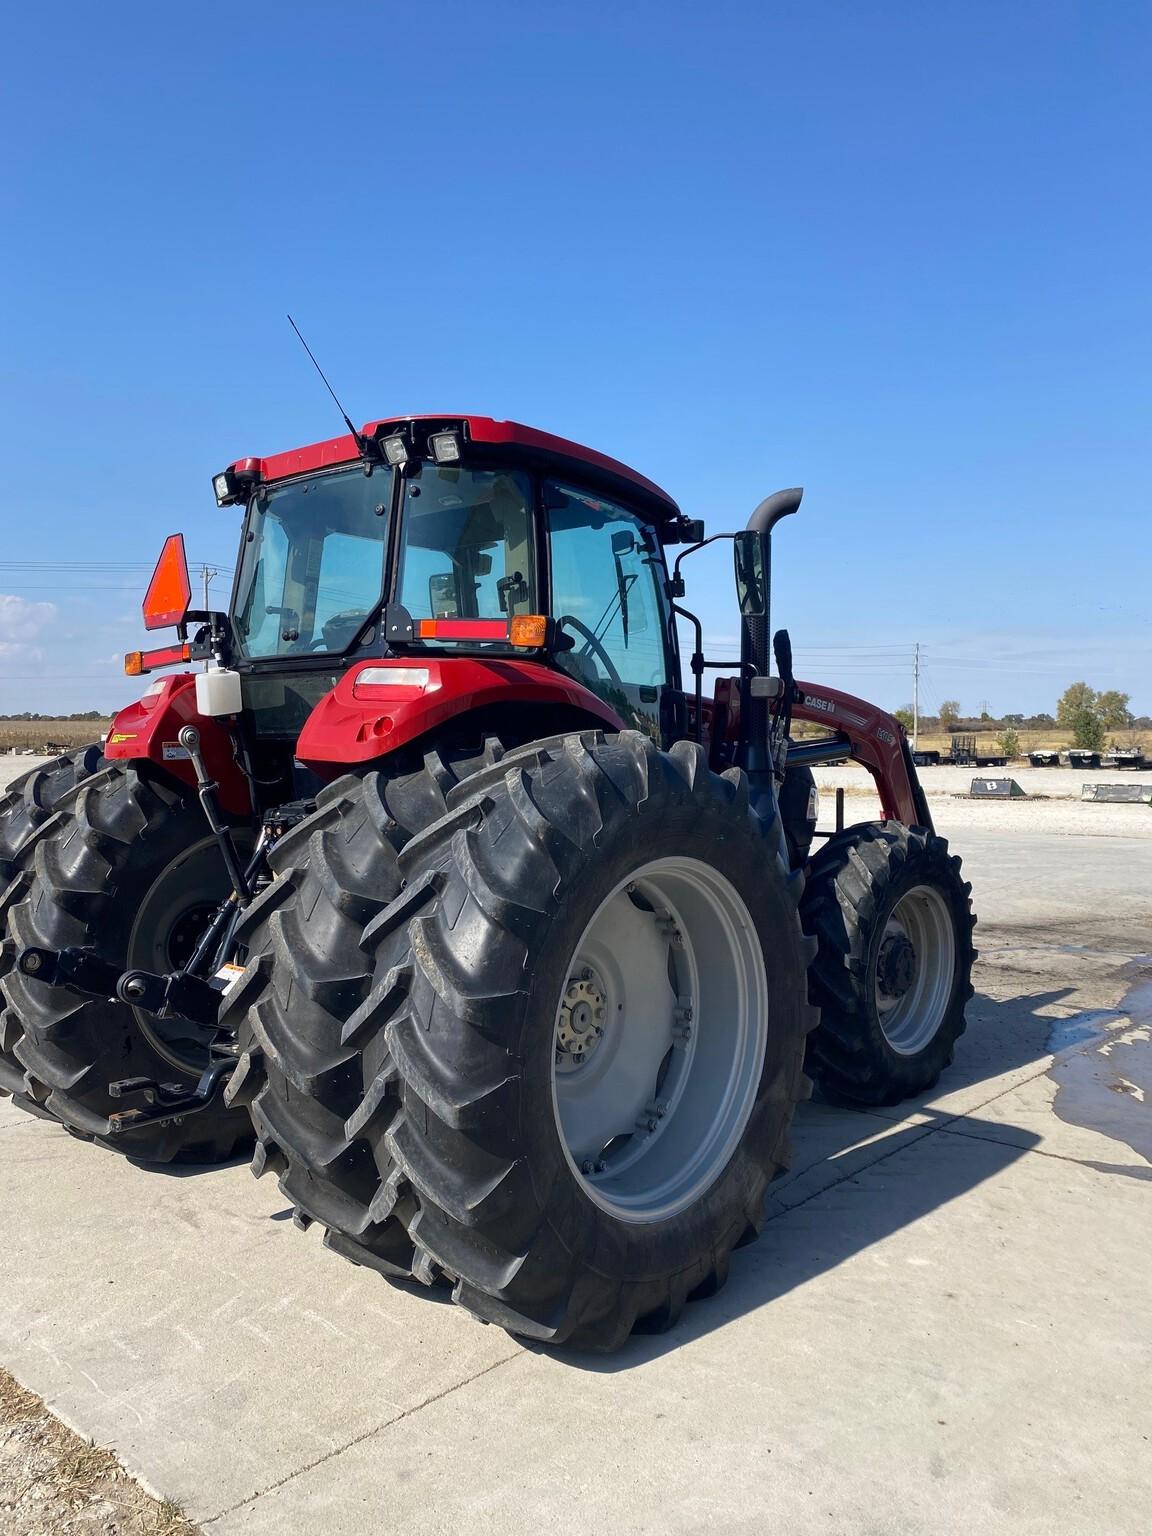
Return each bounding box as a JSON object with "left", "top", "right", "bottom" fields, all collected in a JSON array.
[
  {"left": 802, "top": 822, "right": 976, "bottom": 1106},
  {"left": 0, "top": 763, "right": 252, "bottom": 1163},
  {"left": 255, "top": 731, "right": 815, "bottom": 1351}
]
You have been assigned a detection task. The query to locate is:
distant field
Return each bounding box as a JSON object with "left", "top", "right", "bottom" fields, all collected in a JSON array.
[
  {"left": 0, "top": 720, "right": 111, "bottom": 753},
  {"left": 0, "top": 719, "right": 1143, "bottom": 762},
  {"left": 912, "top": 728, "right": 1076, "bottom": 754}
]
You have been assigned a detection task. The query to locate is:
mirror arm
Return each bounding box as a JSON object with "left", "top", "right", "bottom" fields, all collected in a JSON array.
[
  {"left": 670, "top": 602, "right": 704, "bottom": 745},
  {"left": 666, "top": 531, "right": 739, "bottom": 601}
]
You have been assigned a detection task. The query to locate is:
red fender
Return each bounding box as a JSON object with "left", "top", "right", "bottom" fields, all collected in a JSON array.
[
  {"left": 104, "top": 674, "right": 252, "bottom": 816},
  {"left": 296, "top": 656, "right": 625, "bottom": 772}
]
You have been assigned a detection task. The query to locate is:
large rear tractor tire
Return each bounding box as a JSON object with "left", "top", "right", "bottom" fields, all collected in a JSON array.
[
  {"left": 221, "top": 738, "right": 512, "bottom": 1256},
  {"left": 0, "top": 745, "right": 104, "bottom": 1115},
  {"left": 802, "top": 821, "right": 976, "bottom": 1106},
  {"left": 0, "top": 763, "right": 253, "bottom": 1163},
  {"left": 298, "top": 731, "right": 815, "bottom": 1350}
]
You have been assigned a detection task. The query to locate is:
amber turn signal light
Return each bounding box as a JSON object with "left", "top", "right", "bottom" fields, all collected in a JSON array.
[
  {"left": 509, "top": 614, "right": 548, "bottom": 647},
  {"left": 124, "top": 643, "right": 191, "bottom": 676}
]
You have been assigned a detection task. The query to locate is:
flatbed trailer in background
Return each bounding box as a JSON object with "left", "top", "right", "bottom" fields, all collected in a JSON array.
[{"left": 915, "top": 733, "right": 1007, "bottom": 768}]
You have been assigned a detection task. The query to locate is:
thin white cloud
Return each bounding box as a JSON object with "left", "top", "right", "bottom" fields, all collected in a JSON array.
[{"left": 0, "top": 595, "right": 58, "bottom": 642}]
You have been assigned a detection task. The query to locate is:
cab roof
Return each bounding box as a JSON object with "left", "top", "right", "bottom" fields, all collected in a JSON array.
[{"left": 229, "top": 414, "right": 681, "bottom": 521}]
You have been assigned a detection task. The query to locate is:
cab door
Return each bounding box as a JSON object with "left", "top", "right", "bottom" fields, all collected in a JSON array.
[{"left": 544, "top": 481, "right": 677, "bottom": 741}]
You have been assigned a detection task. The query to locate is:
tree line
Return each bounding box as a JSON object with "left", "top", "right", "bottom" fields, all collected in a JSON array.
[
  {"left": 0, "top": 710, "right": 108, "bottom": 722},
  {"left": 892, "top": 685, "right": 1146, "bottom": 755}
]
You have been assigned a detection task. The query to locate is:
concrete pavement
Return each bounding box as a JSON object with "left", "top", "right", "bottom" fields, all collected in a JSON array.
[{"left": 1, "top": 824, "right": 1150, "bottom": 1534}]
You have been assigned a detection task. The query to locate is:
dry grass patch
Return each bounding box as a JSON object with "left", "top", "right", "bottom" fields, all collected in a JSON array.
[
  {"left": 0, "top": 720, "right": 111, "bottom": 753},
  {"left": 0, "top": 1368, "right": 200, "bottom": 1536}
]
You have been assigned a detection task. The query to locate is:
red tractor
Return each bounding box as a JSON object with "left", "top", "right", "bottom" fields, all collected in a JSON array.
[{"left": 0, "top": 414, "right": 974, "bottom": 1349}]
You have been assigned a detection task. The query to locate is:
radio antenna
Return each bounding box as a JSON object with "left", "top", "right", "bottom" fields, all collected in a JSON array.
[{"left": 286, "top": 314, "right": 369, "bottom": 455}]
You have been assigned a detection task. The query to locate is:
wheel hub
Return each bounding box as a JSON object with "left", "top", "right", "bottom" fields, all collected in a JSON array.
[
  {"left": 165, "top": 902, "right": 218, "bottom": 972},
  {"left": 877, "top": 931, "right": 917, "bottom": 999},
  {"left": 550, "top": 857, "right": 768, "bottom": 1224},
  {"left": 555, "top": 970, "right": 608, "bottom": 1072}
]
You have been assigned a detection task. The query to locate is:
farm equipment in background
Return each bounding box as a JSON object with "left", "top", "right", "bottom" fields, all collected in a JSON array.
[
  {"left": 0, "top": 413, "right": 975, "bottom": 1349},
  {"left": 914, "top": 733, "right": 1007, "bottom": 769},
  {"left": 1101, "top": 748, "right": 1148, "bottom": 770}
]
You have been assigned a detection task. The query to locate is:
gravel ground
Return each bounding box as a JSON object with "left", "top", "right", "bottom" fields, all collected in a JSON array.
[
  {"left": 814, "top": 762, "right": 1152, "bottom": 839},
  {"left": 0, "top": 1370, "right": 199, "bottom": 1536}
]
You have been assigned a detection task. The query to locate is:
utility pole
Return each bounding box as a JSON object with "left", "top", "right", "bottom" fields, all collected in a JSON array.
[
  {"left": 913, "top": 642, "right": 920, "bottom": 749},
  {"left": 200, "top": 565, "right": 218, "bottom": 671}
]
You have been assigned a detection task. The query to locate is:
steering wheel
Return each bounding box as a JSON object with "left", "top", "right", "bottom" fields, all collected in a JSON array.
[
  {"left": 311, "top": 609, "right": 371, "bottom": 651},
  {"left": 557, "top": 614, "right": 623, "bottom": 686}
]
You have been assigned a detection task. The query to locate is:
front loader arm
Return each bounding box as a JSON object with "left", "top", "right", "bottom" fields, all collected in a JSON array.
[{"left": 789, "top": 682, "right": 933, "bottom": 831}]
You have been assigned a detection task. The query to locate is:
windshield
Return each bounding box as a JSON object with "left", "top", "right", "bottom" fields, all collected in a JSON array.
[{"left": 232, "top": 466, "right": 393, "bottom": 659}]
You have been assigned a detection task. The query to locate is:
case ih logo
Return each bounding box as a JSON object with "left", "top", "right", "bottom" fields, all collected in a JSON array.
[{"left": 803, "top": 693, "right": 835, "bottom": 714}]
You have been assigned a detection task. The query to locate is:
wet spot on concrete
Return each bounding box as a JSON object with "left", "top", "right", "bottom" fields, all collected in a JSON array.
[{"left": 1047, "top": 968, "right": 1152, "bottom": 1165}]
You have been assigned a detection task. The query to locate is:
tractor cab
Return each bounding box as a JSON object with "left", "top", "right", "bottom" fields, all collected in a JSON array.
[
  {"left": 124, "top": 417, "right": 695, "bottom": 793},
  {"left": 224, "top": 417, "right": 681, "bottom": 730},
  {"left": 115, "top": 415, "right": 823, "bottom": 822}
]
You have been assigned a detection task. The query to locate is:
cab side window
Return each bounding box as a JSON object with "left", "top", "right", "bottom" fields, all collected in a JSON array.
[{"left": 546, "top": 483, "right": 670, "bottom": 728}]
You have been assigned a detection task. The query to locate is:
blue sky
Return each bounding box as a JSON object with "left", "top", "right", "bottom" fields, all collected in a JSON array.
[{"left": 1, "top": 0, "right": 1148, "bottom": 719}]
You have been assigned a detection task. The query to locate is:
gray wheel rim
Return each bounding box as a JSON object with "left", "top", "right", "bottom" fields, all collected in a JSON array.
[
  {"left": 874, "top": 883, "right": 956, "bottom": 1056},
  {"left": 550, "top": 856, "right": 768, "bottom": 1225}
]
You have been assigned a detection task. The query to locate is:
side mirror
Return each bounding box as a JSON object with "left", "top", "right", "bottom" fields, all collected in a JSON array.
[
  {"left": 733, "top": 530, "right": 766, "bottom": 618},
  {"left": 662, "top": 515, "right": 705, "bottom": 546},
  {"left": 143, "top": 533, "right": 192, "bottom": 631},
  {"left": 429, "top": 572, "right": 459, "bottom": 618},
  {"left": 496, "top": 571, "right": 529, "bottom": 614},
  {"left": 610, "top": 529, "right": 636, "bottom": 556}
]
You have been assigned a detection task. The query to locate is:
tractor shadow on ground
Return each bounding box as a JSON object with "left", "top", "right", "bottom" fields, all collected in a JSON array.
[
  {"left": 124, "top": 1148, "right": 255, "bottom": 1179},
  {"left": 559, "top": 984, "right": 1105, "bottom": 1372}
]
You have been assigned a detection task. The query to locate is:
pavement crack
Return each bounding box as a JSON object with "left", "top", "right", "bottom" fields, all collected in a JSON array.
[
  {"left": 768, "top": 1120, "right": 942, "bottom": 1218},
  {"left": 937, "top": 1121, "right": 1152, "bottom": 1178},
  {"left": 200, "top": 1349, "right": 523, "bottom": 1524},
  {"left": 770, "top": 1060, "right": 1078, "bottom": 1219}
]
